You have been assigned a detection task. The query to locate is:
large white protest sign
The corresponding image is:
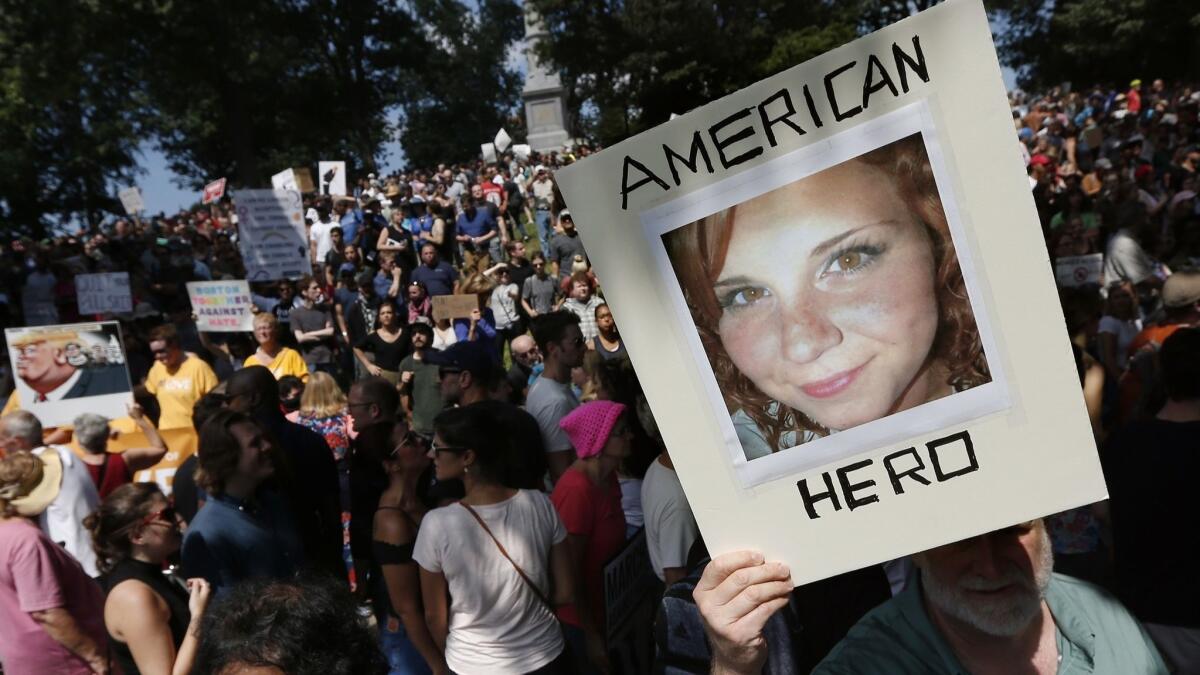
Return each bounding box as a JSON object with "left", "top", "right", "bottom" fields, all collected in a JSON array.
[
  {"left": 1055, "top": 253, "right": 1104, "bottom": 287},
  {"left": 187, "top": 280, "right": 255, "bottom": 332},
  {"left": 513, "top": 144, "right": 532, "bottom": 161},
  {"left": 318, "top": 161, "right": 347, "bottom": 196},
  {"left": 271, "top": 168, "right": 298, "bottom": 192},
  {"left": 76, "top": 273, "right": 132, "bottom": 315},
  {"left": 480, "top": 143, "right": 497, "bottom": 163},
  {"left": 118, "top": 187, "right": 144, "bottom": 215},
  {"left": 553, "top": 0, "right": 1105, "bottom": 585},
  {"left": 494, "top": 128, "right": 513, "bottom": 153},
  {"left": 6, "top": 322, "right": 134, "bottom": 427},
  {"left": 233, "top": 189, "right": 311, "bottom": 281}
]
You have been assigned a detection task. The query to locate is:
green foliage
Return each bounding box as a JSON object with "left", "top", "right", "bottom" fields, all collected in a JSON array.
[
  {"left": 0, "top": 0, "right": 524, "bottom": 232},
  {"left": 989, "top": 0, "right": 1200, "bottom": 88}
]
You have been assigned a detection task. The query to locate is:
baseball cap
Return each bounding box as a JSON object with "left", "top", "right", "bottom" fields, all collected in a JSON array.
[
  {"left": 558, "top": 209, "right": 572, "bottom": 220},
  {"left": 425, "top": 340, "right": 497, "bottom": 380},
  {"left": 534, "top": 164, "right": 547, "bottom": 174}
]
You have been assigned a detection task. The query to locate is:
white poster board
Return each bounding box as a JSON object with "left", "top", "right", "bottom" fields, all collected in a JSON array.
[
  {"left": 233, "top": 189, "right": 311, "bottom": 281},
  {"left": 187, "top": 280, "right": 255, "bottom": 332},
  {"left": 1055, "top": 253, "right": 1104, "bottom": 287},
  {"left": 76, "top": 273, "right": 132, "bottom": 315},
  {"left": 118, "top": 187, "right": 144, "bottom": 215},
  {"left": 481, "top": 143, "right": 497, "bottom": 163},
  {"left": 553, "top": 0, "right": 1105, "bottom": 585},
  {"left": 271, "top": 168, "right": 298, "bottom": 192},
  {"left": 513, "top": 144, "right": 532, "bottom": 161},
  {"left": 318, "top": 161, "right": 347, "bottom": 196},
  {"left": 494, "top": 128, "right": 513, "bottom": 153},
  {"left": 6, "top": 322, "right": 134, "bottom": 427}
]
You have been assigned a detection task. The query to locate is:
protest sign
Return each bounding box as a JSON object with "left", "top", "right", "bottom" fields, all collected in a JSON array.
[
  {"left": 271, "top": 168, "right": 298, "bottom": 192},
  {"left": 1055, "top": 253, "right": 1104, "bottom": 287},
  {"left": 118, "top": 187, "right": 144, "bottom": 215},
  {"left": 553, "top": 0, "right": 1105, "bottom": 585},
  {"left": 187, "top": 280, "right": 255, "bottom": 332},
  {"left": 513, "top": 144, "right": 532, "bottom": 161},
  {"left": 480, "top": 142, "right": 497, "bottom": 163},
  {"left": 233, "top": 189, "right": 311, "bottom": 281},
  {"left": 494, "top": 128, "right": 513, "bottom": 153},
  {"left": 76, "top": 273, "right": 133, "bottom": 315},
  {"left": 294, "top": 167, "right": 316, "bottom": 193},
  {"left": 432, "top": 294, "right": 480, "bottom": 322},
  {"left": 603, "top": 531, "right": 656, "bottom": 672},
  {"left": 318, "top": 161, "right": 347, "bottom": 196},
  {"left": 203, "top": 178, "right": 227, "bottom": 204},
  {"left": 5, "top": 322, "right": 134, "bottom": 427}
]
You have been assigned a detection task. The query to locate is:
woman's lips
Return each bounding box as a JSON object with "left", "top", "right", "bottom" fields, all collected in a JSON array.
[{"left": 800, "top": 361, "right": 869, "bottom": 399}]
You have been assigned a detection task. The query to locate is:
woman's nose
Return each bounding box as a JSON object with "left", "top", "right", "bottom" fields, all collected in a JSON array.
[{"left": 781, "top": 299, "right": 842, "bottom": 364}]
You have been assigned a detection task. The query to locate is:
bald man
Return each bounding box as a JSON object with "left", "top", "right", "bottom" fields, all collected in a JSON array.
[{"left": 505, "top": 334, "right": 541, "bottom": 405}]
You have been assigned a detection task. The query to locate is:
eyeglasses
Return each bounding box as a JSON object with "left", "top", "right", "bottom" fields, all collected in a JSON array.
[
  {"left": 390, "top": 429, "right": 428, "bottom": 457},
  {"left": 430, "top": 442, "right": 467, "bottom": 455},
  {"left": 121, "top": 501, "right": 177, "bottom": 533}
]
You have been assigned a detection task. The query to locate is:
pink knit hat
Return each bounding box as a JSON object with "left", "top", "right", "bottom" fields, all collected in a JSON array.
[{"left": 559, "top": 400, "right": 627, "bottom": 459}]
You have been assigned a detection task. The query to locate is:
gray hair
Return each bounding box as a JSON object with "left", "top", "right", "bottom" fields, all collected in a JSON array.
[
  {"left": 73, "top": 413, "right": 111, "bottom": 452},
  {"left": 0, "top": 411, "right": 43, "bottom": 449}
]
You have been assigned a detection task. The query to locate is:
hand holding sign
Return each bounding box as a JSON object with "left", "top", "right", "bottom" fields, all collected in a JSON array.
[{"left": 693, "top": 551, "right": 792, "bottom": 675}]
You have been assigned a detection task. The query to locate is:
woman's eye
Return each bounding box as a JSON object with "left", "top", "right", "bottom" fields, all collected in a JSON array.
[
  {"left": 823, "top": 243, "right": 884, "bottom": 277},
  {"left": 723, "top": 286, "right": 772, "bottom": 309}
]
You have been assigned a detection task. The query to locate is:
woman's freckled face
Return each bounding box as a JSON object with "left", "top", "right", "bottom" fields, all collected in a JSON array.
[{"left": 713, "top": 159, "right": 940, "bottom": 430}]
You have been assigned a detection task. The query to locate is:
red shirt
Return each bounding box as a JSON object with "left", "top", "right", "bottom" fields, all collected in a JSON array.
[
  {"left": 85, "top": 453, "right": 133, "bottom": 500},
  {"left": 550, "top": 468, "right": 626, "bottom": 629}
]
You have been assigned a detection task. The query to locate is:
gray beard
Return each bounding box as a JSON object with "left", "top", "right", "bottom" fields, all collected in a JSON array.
[{"left": 920, "top": 528, "right": 1055, "bottom": 637}]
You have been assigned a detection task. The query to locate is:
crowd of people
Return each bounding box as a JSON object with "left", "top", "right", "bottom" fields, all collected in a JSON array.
[{"left": 0, "top": 76, "right": 1197, "bottom": 675}]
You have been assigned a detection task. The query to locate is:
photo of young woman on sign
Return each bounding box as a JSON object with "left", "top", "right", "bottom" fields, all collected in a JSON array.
[{"left": 664, "top": 133, "right": 991, "bottom": 460}]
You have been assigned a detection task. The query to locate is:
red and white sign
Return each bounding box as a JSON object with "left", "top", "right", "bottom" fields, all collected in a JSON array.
[{"left": 203, "top": 178, "right": 227, "bottom": 204}]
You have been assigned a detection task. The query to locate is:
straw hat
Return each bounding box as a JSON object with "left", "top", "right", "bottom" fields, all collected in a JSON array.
[{"left": 0, "top": 450, "right": 62, "bottom": 517}]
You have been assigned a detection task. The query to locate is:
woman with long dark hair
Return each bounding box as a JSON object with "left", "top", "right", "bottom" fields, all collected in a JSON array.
[
  {"left": 413, "top": 406, "right": 574, "bottom": 675},
  {"left": 86, "top": 483, "right": 211, "bottom": 675}
]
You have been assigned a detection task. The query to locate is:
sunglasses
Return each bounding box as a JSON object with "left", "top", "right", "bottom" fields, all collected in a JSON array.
[
  {"left": 123, "top": 501, "right": 177, "bottom": 533},
  {"left": 390, "top": 429, "right": 428, "bottom": 456},
  {"left": 430, "top": 442, "right": 467, "bottom": 455}
]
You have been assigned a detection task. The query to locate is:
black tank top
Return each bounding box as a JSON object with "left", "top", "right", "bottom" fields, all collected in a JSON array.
[{"left": 101, "top": 558, "right": 191, "bottom": 675}]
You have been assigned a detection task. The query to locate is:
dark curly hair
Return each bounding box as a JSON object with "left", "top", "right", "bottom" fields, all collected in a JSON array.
[
  {"left": 664, "top": 133, "right": 990, "bottom": 453},
  {"left": 195, "top": 410, "right": 264, "bottom": 495},
  {"left": 194, "top": 575, "right": 386, "bottom": 675},
  {"left": 83, "top": 482, "right": 164, "bottom": 574}
]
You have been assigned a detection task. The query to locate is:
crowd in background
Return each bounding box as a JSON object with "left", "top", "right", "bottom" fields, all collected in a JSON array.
[{"left": 0, "top": 76, "right": 1198, "bottom": 675}]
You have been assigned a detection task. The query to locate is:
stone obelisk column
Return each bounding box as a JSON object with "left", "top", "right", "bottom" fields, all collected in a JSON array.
[{"left": 522, "top": 7, "right": 570, "bottom": 152}]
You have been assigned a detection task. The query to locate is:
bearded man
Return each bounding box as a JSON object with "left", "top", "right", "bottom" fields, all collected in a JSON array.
[{"left": 695, "top": 519, "right": 1166, "bottom": 674}]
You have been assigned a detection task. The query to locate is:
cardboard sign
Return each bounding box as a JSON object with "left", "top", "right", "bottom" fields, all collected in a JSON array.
[
  {"left": 271, "top": 168, "right": 298, "bottom": 192},
  {"left": 481, "top": 143, "right": 497, "bottom": 163},
  {"left": 187, "top": 280, "right": 255, "bottom": 332},
  {"left": 294, "top": 167, "right": 316, "bottom": 194},
  {"left": 513, "top": 144, "right": 532, "bottom": 161},
  {"left": 495, "top": 128, "right": 513, "bottom": 153},
  {"left": 553, "top": 0, "right": 1105, "bottom": 585},
  {"left": 118, "top": 187, "right": 144, "bottom": 215},
  {"left": 233, "top": 189, "right": 311, "bottom": 281},
  {"left": 432, "top": 294, "right": 480, "bottom": 322},
  {"left": 76, "top": 273, "right": 133, "bottom": 315},
  {"left": 5, "top": 322, "right": 134, "bottom": 427},
  {"left": 318, "top": 161, "right": 347, "bottom": 196},
  {"left": 203, "top": 178, "right": 227, "bottom": 204},
  {"left": 1055, "top": 253, "right": 1104, "bottom": 287},
  {"left": 128, "top": 427, "right": 199, "bottom": 496}
]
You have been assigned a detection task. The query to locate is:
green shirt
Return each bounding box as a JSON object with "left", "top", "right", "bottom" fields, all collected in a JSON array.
[
  {"left": 814, "top": 573, "right": 1165, "bottom": 674},
  {"left": 399, "top": 353, "right": 443, "bottom": 435}
]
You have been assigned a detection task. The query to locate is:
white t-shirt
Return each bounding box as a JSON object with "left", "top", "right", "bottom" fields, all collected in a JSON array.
[
  {"left": 640, "top": 457, "right": 699, "bottom": 583},
  {"left": 1098, "top": 315, "right": 1143, "bottom": 369},
  {"left": 33, "top": 445, "right": 100, "bottom": 576},
  {"left": 489, "top": 283, "right": 520, "bottom": 329},
  {"left": 413, "top": 490, "right": 566, "bottom": 675},
  {"left": 309, "top": 220, "right": 338, "bottom": 262}
]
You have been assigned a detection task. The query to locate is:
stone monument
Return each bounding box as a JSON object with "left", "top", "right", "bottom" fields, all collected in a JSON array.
[{"left": 522, "top": 7, "right": 570, "bottom": 153}]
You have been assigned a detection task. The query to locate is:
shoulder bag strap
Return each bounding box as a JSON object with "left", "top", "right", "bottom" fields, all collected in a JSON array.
[{"left": 460, "top": 502, "right": 554, "bottom": 610}]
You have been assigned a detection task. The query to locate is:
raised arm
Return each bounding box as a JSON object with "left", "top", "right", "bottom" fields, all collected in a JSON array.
[{"left": 122, "top": 403, "right": 168, "bottom": 472}]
